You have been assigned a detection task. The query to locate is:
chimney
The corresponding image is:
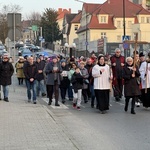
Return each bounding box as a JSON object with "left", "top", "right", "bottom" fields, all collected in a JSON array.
[
  {"left": 58, "top": 8, "right": 62, "bottom": 14},
  {"left": 69, "top": 8, "right": 71, "bottom": 13}
]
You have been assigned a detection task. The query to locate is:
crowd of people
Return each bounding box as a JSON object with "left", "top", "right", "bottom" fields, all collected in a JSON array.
[{"left": 0, "top": 48, "right": 150, "bottom": 115}]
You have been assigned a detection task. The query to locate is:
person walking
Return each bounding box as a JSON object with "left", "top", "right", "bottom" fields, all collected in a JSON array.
[
  {"left": 92, "top": 55, "right": 112, "bottom": 114},
  {"left": 123, "top": 57, "right": 141, "bottom": 114},
  {"left": 23, "top": 56, "right": 38, "bottom": 104},
  {"left": 110, "top": 48, "right": 125, "bottom": 101},
  {"left": 79, "top": 61, "right": 89, "bottom": 103},
  {"left": 45, "top": 56, "right": 62, "bottom": 106},
  {"left": 139, "top": 52, "right": 150, "bottom": 108},
  {"left": 35, "top": 57, "right": 46, "bottom": 97},
  {"left": 15, "top": 56, "right": 25, "bottom": 85},
  {"left": 71, "top": 67, "right": 83, "bottom": 110},
  {"left": 59, "top": 60, "right": 70, "bottom": 104},
  {"left": 0, "top": 54, "right": 14, "bottom": 102}
]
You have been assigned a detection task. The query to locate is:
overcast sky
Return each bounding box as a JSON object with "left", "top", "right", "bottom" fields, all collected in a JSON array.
[{"left": 0, "top": 0, "right": 106, "bottom": 19}]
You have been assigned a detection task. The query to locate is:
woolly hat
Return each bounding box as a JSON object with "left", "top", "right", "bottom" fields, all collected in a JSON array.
[
  {"left": 139, "top": 52, "right": 145, "bottom": 57},
  {"left": 52, "top": 55, "right": 57, "bottom": 59}
]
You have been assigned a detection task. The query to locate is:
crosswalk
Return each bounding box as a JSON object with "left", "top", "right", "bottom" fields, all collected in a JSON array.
[{"left": 42, "top": 98, "right": 69, "bottom": 109}]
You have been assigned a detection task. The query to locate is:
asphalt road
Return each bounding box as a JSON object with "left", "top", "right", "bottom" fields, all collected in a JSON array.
[
  {"left": 11, "top": 50, "right": 150, "bottom": 150},
  {"left": 40, "top": 95, "right": 150, "bottom": 150}
]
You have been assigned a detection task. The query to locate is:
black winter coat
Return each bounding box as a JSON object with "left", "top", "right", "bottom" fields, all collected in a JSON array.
[
  {"left": 23, "top": 63, "right": 38, "bottom": 81},
  {"left": 59, "top": 65, "right": 70, "bottom": 88},
  {"left": 0, "top": 61, "right": 14, "bottom": 86},
  {"left": 71, "top": 72, "right": 83, "bottom": 93},
  {"left": 35, "top": 61, "right": 45, "bottom": 81},
  {"left": 123, "top": 64, "right": 141, "bottom": 97}
]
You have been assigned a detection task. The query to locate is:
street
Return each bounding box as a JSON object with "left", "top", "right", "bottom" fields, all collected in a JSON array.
[{"left": 0, "top": 76, "right": 150, "bottom": 150}]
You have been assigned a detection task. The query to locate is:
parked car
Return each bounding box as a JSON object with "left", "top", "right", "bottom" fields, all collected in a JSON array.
[
  {"left": 34, "top": 51, "right": 56, "bottom": 57},
  {"left": 21, "top": 49, "right": 32, "bottom": 57},
  {"left": 18, "top": 47, "right": 25, "bottom": 56},
  {"left": 0, "top": 49, "right": 7, "bottom": 56},
  {"left": 15, "top": 43, "right": 24, "bottom": 49},
  {"left": 24, "top": 44, "right": 34, "bottom": 49},
  {"left": 30, "top": 46, "right": 41, "bottom": 52}
]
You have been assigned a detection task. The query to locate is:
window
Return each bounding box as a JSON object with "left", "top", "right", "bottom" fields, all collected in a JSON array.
[
  {"left": 141, "top": 17, "right": 145, "bottom": 23},
  {"left": 146, "top": 17, "right": 150, "bottom": 23},
  {"left": 117, "top": 35, "right": 121, "bottom": 42},
  {"left": 128, "top": 21, "right": 132, "bottom": 28},
  {"left": 101, "top": 16, "right": 106, "bottom": 23},
  {"left": 117, "top": 21, "right": 121, "bottom": 28},
  {"left": 74, "top": 25, "right": 78, "bottom": 31},
  {"left": 101, "top": 32, "right": 106, "bottom": 39}
]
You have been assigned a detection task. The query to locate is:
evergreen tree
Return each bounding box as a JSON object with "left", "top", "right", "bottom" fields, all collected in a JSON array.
[{"left": 40, "top": 8, "right": 62, "bottom": 43}]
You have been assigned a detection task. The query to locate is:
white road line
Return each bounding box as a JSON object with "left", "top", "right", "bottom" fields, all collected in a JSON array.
[{"left": 42, "top": 98, "right": 69, "bottom": 109}]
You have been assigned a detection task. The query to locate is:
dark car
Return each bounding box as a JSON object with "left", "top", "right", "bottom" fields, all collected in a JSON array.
[
  {"left": 30, "top": 46, "right": 41, "bottom": 52},
  {"left": 15, "top": 43, "right": 24, "bottom": 49}
]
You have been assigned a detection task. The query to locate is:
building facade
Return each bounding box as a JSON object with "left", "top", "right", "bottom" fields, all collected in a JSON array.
[{"left": 76, "top": 0, "right": 150, "bottom": 56}]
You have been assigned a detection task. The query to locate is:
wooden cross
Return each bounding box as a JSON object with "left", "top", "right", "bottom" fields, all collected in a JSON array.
[{"left": 124, "top": 33, "right": 148, "bottom": 68}]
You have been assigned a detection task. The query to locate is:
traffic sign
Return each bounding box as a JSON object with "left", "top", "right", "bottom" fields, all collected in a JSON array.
[
  {"left": 32, "top": 25, "right": 38, "bottom": 31},
  {"left": 39, "top": 36, "right": 43, "bottom": 41},
  {"left": 122, "top": 36, "right": 130, "bottom": 41},
  {"left": 123, "top": 42, "right": 129, "bottom": 49}
]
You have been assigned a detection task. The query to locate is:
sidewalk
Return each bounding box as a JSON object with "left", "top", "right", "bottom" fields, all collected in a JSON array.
[{"left": 0, "top": 84, "right": 77, "bottom": 150}]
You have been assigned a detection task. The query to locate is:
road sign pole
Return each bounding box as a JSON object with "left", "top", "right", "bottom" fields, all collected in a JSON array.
[{"left": 40, "top": 27, "right": 42, "bottom": 49}]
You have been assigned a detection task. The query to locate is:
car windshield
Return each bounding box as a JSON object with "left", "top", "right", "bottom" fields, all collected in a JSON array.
[{"left": 22, "top": 49, "right": 31, "bottom": 53}]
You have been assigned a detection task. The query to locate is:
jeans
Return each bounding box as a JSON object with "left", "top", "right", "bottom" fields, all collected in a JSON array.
[
  {"left": 26, "top": 80, "right": 37, "bottom": 102},
  {"left": 68, "top": 85, "right": 73, "bottom": 99},
  {"left": 36, "top": 80, "right": 46, "bottom": 96},
  {"left": 2, "top": 85, "right": 9, "bottom": 98},
  {"left": 90, "top": 85, "right": 96, "bottom": 106}
]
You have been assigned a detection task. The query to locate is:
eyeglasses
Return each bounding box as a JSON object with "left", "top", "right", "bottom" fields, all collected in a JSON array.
[{"left": 3, "top": 57, "right": 8, "bottom": 59}]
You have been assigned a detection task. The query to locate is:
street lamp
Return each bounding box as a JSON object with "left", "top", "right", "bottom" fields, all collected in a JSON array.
[
  {"left": 72, "top": 43, "right": 76, "bottom": 57},
  {"left": 64, "top": 42, "right": 69, "bottom": 57},
  {"left": 75, "top": 0, "right": 88, "bottom": 57},
  {"left": 123, "top": 0, "right": 126, "bottom": 37}
]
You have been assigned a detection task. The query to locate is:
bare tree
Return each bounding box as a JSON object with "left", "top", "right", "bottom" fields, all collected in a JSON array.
[
  {"left": 25, "top": 11, "right": 41, "bottom": 26},
  {"left": 0, "top": 4, "right": 22, "bottom": 44}
]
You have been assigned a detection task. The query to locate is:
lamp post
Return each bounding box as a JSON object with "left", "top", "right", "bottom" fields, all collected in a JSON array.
[
  {"left": 72, "top": 43, "right": 76, "bottom": 57},
  {"left": 123, "top": 0, "right": 127, "bottom": 57},
  {"left": 75, "top": 0, "right": 88, "bottom": 57},
  {"left": 64, "top": 43, "right": 69, "bottom": 57},
  {"left": 123, "top": 0, "right": 126, "bottom": 37}
]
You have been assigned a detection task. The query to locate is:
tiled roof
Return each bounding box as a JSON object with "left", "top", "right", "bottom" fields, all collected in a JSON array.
[
  {"left": 64, "top": 14, "right": 77, "bottom": 35},
  {"left": 57, "top": 8, "right": 71, "bottom": 20},
  {"left": 21, "top": 20, "right": 32, "bottom": 29},
  {"left": 83, "top": 3, "right": 101, "bottom": 14},
  {"left": 88, "top": 15, "right": 116, "bottom": 29},
  {"left": 71, "top": 11, "right": 82, "bottom": 23},
  {"left": 65, "top": 14, "right": 77, "bottom": 24},
  {"left": 77, "top": 0, "right": 150, "bottom": 32}
]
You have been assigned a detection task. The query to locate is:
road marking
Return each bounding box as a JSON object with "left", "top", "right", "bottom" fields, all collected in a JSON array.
[{"left": 42, "top": 98, "right": 69, "bottom": 109}]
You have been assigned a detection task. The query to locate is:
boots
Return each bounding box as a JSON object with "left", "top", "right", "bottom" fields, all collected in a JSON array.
[
  {"left": 124, "top": 98, "right": 129, "bottom": 112},
  {"left": 131, "top": 98, "right": 136, "bottom": 114},
  {"left": 131, "top": 109, "right": 136, "bottom": 114},
  {"left": 48, "top": 99, "right": 52, "bottom": 105},
  {"left": 55, "top": 99, "right": 60, "bottom": 106}
]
